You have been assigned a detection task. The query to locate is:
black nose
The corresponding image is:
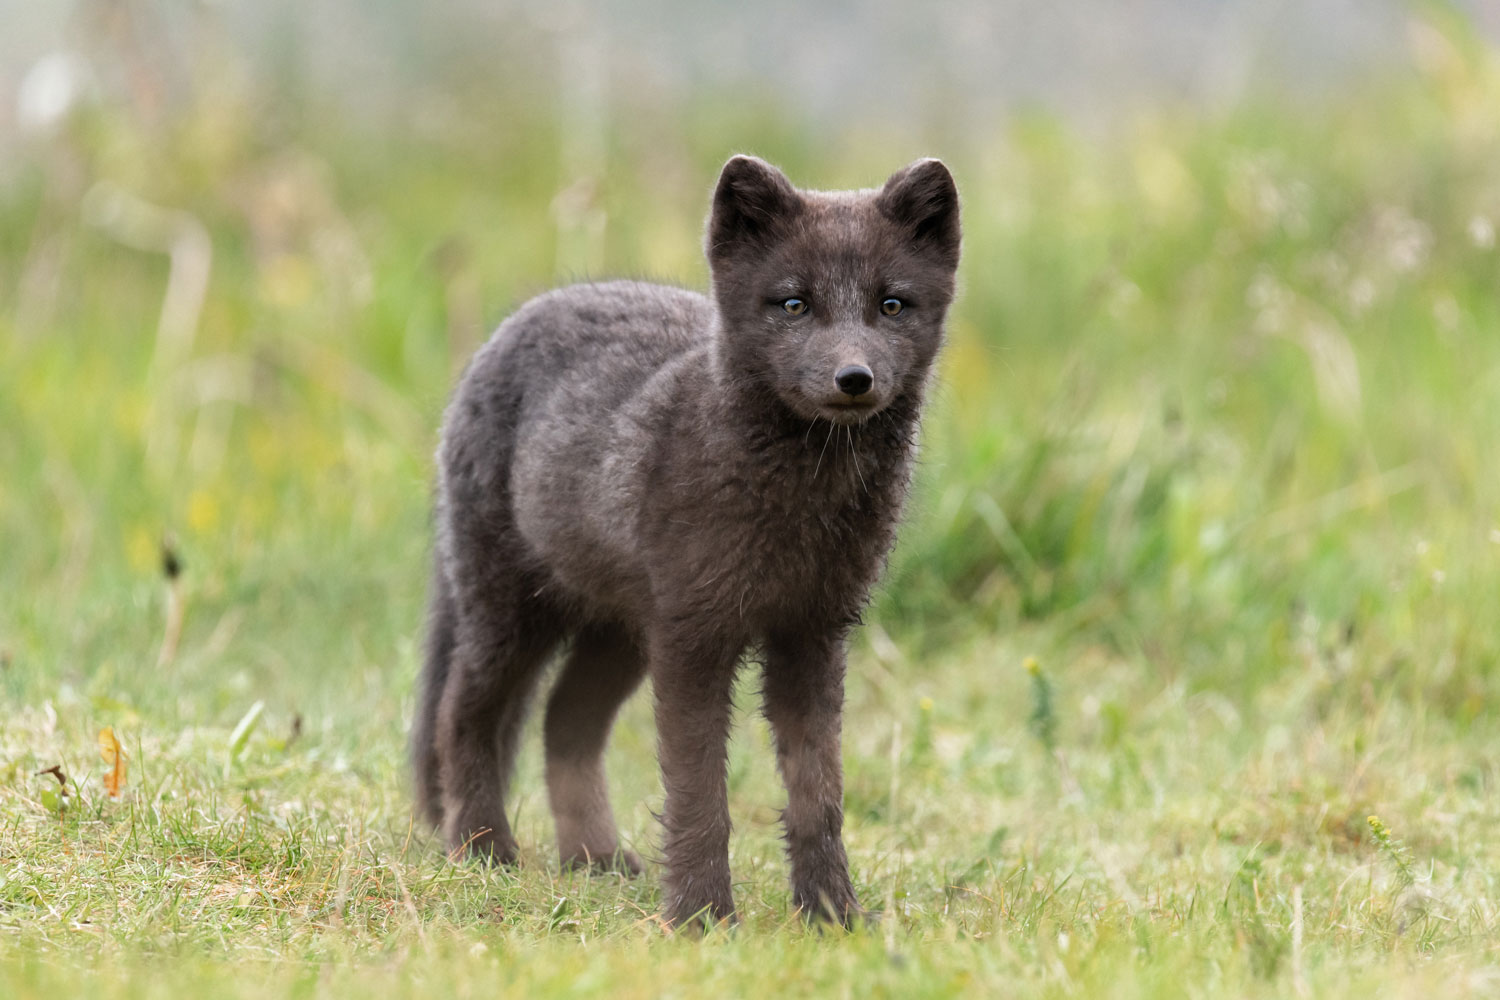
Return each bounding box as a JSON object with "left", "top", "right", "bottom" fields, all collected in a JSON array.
[{"left": 835, "top": 364, "right": 874, "bottom": 397}]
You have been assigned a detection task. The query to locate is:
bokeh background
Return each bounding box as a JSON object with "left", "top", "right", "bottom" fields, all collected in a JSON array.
[{"left": 3, "top": 0, "right": 1496, "bottom": 708}]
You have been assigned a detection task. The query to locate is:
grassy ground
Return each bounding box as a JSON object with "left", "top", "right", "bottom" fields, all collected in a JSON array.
[{"left": 4, "top": 10, "right": 1500, "bottom": 997}]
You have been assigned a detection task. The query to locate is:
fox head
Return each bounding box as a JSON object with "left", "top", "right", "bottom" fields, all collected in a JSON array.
[{"left": 705, "top": 155, "right": 961, "bottom": 426}]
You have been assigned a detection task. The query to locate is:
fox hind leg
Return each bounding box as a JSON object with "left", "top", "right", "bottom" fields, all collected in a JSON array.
[
  {"left": 435, "top": 584, "right": 562, "bottom": 864},
  {"left": 544, "top": 623, "right": 647, "bottom": 873}
]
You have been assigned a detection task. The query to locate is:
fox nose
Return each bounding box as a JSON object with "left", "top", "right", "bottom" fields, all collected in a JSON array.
[{"left": 834, "top": 364, "right": 874, "bottom": 397}]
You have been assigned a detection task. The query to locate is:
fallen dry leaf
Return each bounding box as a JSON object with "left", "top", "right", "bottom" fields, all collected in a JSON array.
[
  {"left": 35, "top": 764, "right": 67, "bottom": 788},
  {"left": 98, "top": 727, "right": 127, "bottom": 799}
]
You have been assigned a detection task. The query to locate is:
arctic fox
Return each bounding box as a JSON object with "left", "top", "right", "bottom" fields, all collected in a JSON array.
[{"left": 412, "top": 155, "right": 961, "bottom": 926}]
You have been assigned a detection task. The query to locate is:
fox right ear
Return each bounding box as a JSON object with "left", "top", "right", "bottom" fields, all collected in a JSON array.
[
  {"left": 707, "top": 155, "right": 802, "bottom": 262},
  {"left": 877, "top": 158, "right": 961, "bottom": 269}
]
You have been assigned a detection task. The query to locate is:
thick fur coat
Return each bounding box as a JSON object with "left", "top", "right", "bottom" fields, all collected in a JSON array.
[{"left": 412, "top": 155, "right": 961, "bottom": 926}]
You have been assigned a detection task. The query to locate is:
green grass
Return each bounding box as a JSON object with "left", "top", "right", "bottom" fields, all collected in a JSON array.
[{"left": 4, "top": 10, "right": 1500, "bottom": 997}]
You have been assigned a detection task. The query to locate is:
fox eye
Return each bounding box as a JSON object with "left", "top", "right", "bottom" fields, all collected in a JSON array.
[
  {"left": 781, "top": 298, "right": 808, "bottom": 316},
  {"left": 880, "top": 298, "right": 904, "bottom": 317}
]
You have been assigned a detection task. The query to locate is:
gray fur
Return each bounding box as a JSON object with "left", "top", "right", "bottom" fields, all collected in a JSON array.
[{"left": 411, "top": 155, "right": 961, "bottom": 926}]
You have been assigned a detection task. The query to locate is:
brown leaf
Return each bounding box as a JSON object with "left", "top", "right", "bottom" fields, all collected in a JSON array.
[
  {"left": 98, "top": 727, "right": 128, "bottom": 799},
  {"left": 35, "top": 764, "right": 67, "bottom": 789}
]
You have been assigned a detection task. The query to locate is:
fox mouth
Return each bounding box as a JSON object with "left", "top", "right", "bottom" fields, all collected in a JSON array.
[{"left": 817, "top": 398, "right": 880, "bottom": 424}]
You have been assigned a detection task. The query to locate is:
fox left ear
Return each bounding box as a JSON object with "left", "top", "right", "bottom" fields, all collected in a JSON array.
[
  {"left": 707, "top": 155, "right": 803, "bottom": 264},
  {"left": 877, "top": 159, "right": 961, "bottom": 268}
]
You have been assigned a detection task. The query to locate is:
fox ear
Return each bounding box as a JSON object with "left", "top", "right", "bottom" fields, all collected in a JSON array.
[
  {"left": 707, "top": 155, "right": 802, "bottom": 261},
  {"left": 877, "top": 158, "right": 961, "bottom": 268}
]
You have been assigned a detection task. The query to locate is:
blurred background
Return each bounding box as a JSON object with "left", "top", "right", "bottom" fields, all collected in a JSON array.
[{"left": 2, "top": 0, "right": 1498, "bottom": 722}]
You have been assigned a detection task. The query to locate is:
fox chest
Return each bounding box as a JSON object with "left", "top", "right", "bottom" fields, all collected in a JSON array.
[{"left": 656, "top": 481, "right": 898, "bottom": 629}]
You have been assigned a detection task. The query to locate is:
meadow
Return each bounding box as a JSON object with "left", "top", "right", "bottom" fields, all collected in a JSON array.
[{"left": 2, "top": 11, "right": 1499, "bottom": 997}]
